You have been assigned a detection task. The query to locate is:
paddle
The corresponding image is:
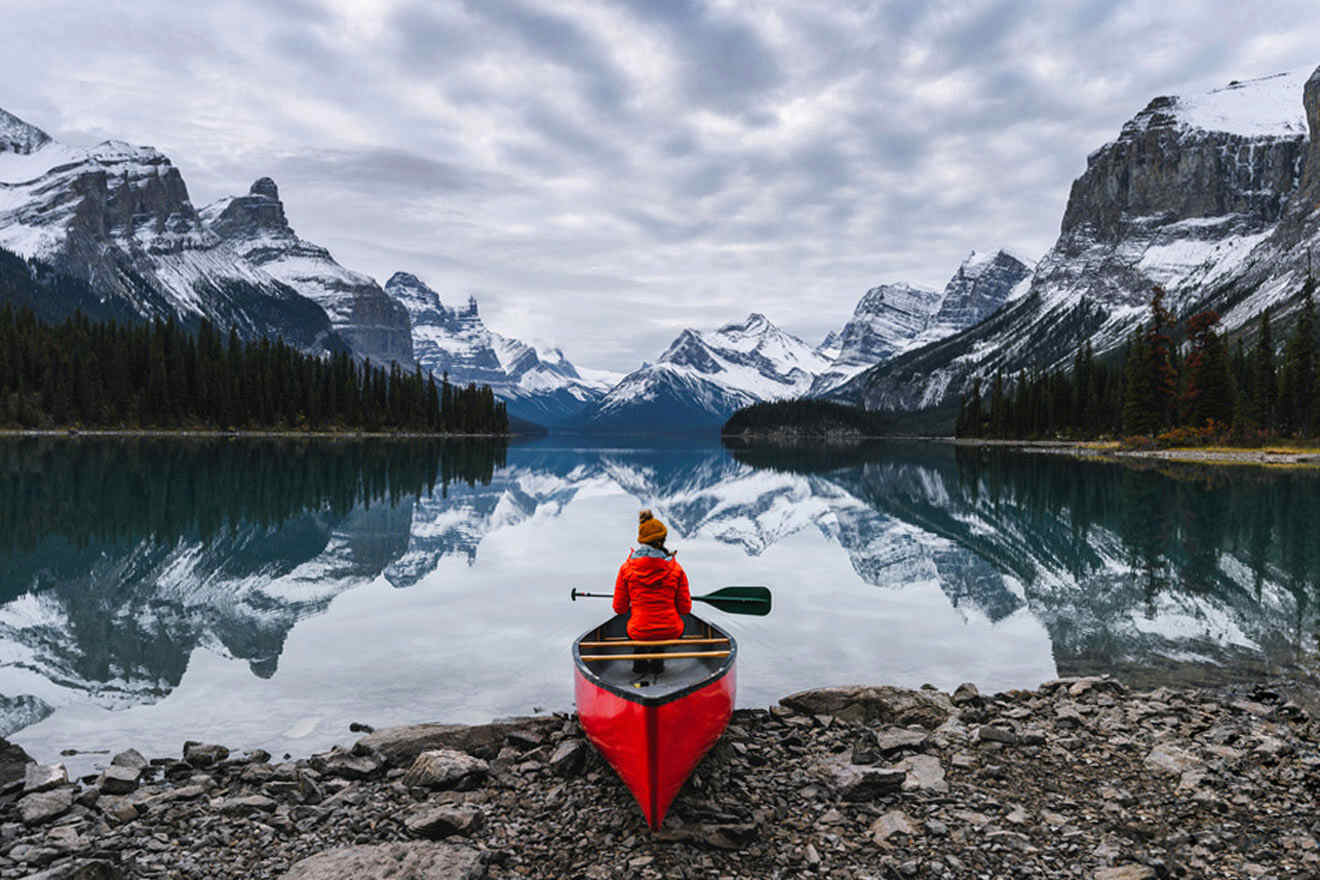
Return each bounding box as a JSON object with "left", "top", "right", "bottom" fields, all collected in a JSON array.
[{"left": 571, "top": 585, "right": 772, "bottom": 616}]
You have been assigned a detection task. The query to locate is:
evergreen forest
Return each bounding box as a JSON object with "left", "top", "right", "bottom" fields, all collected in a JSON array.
[
  {"left": 0, "top": 306, "right": 508, "bottom": 434},
  {"left": 956, "top": 283, "right": 1319, "bottom": 445}
]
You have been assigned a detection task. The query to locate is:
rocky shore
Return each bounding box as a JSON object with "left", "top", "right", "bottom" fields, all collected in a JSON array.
[
  {"left": 6, "top": 677, "right": 1320, "bottom": 879},
  {"left": 951, "top": 438, "right": 1320, "bottom": 468}
]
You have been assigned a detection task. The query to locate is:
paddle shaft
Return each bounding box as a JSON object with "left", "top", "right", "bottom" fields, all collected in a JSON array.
[{"left": 570, "top": 587, "right": 770, "bottom": 613}]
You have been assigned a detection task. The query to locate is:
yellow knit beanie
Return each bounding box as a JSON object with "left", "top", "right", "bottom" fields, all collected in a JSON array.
[{"left": 638, "top": 509, "right": 667, "bottom": 545}]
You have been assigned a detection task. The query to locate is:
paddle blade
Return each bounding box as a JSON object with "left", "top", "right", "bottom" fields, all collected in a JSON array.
[{"left": 693, "top": 585, "right": 772, "bottom": 616}]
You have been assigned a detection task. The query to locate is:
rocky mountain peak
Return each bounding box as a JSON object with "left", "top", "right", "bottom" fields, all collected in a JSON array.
[
  {"left": 203, "top": 178, "right": 292, "bottom": 241},
  {"left": 0, "top": 107, "right": 51, "bottom": 155},
  {"left": 249, "top": 177, "right": 280, "bottom": 200}
]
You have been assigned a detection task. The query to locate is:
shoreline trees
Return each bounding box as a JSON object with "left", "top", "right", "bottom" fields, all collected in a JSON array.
[
  {"left": 957, "top": 283, "right": 1320, "bottom": 444},
  {"left": 0, "top": 306, "right": 509, "bottom": 434}
]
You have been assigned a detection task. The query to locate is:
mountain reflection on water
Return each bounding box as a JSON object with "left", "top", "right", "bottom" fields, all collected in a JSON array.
[{"left": 3, "top": 437, "right": 1317, "bottom": 766}]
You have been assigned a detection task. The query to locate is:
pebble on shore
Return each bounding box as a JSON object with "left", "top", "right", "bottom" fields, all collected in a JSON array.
[{"left": 2, "top": 677, "right": 1318, "bottom": 879}]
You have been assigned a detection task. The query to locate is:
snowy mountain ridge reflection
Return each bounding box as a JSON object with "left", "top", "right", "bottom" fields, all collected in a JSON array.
[{"left": 0, "top": 438, "right": 1316, "bottom": 740}]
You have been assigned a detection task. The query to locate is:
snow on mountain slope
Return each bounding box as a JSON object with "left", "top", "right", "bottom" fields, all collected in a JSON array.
[
  {"left": 202, "top": 179, "right": 413, "bottom": 366},
  {"left": 812, "top": 252, "right": 1030, "bottom": 395},
  {"left": 579, "top": 313, "right": 831, "bottom": 431},
  {"left": 384, "top": 272, "right": 609, "bottom": 425},
  {"left": 837, "top": 68, "right": 1315, "bottom": 416},
  {"left": 0, "top": 110, "right": 344, "bottom": 354}
]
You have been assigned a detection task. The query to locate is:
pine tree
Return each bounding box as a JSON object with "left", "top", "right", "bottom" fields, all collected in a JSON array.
[
  {"left": 1281, "top": 278, "right": 1316, "bottom": 436},
  {"left": 1250, "top": 306, "right": 1278, "bottom": 430},
  {"left": 1122, "top": 330, "right": 1157, "bottom": 435},
  {"left": 1182, "top": 311, "right": 1233, "bottom": 428}
]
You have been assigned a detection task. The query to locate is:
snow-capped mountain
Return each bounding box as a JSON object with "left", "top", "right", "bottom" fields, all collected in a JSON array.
[
  {"left": 383, "top": 272, "right": 618, "bottom": 425},
  {"left": 812, "top": 252, "right": 1031, "bottom": 395},
  {"left": 202, "top": 179, "right": 413, "bottom": 367},
  {"left": 577, "top": 313, "right": 833, "bottom": 431},
  {"left": 811, "top": 283, "right": 941, "bottom": 392},
  {"left": 0, "top": 109, "right": 343, "bottom": 355},
  {"left": 834, "top": 69, "right": 1317, "bottom": 416},
  {"left": 921, "top": 250, "right": 1034, "bottom": 343}
]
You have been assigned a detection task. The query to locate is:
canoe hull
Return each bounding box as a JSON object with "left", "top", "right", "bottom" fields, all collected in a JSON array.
[{"left": 574, "top": 661, "right": 735, "bottom": 828}]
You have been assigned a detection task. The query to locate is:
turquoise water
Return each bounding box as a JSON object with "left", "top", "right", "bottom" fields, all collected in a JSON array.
[{"left": 3, "top": 437, "right": 1317, "bottom": 771}]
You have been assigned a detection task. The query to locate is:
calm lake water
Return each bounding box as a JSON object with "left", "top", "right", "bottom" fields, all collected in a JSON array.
[{"left": 4, "top": 436, "right": 1318, "bottom": 771}]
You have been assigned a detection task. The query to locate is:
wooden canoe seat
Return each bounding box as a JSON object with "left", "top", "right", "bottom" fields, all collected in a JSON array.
[
  {"left": 580, "top": 650, "right": 732, "bottom": 662},
  {"left": 578, "top": 638, "right": 730, "bottom": 648}
]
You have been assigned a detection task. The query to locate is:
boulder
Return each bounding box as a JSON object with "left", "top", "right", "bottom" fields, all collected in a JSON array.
[
  {"left": 19, "top": 787, "right": 75, "bottom": 824},
  {"left": 951, "top": 682, "right": 981, "bottom": 705},
  {"left": 823, "top": 761, "right": 905, "bottom": 801},
  {"left": 217, "top": 794, "right": 278, "bottom": 815},
  {"left": 98, "top": 765, "right": 140, "bottom": 795},
  {"left": 895, "top": 754, "right": 947, "bottom": 793},
  {"left": 109, "top": 748, "right": 148, "bottom": 771},
  {"left": 779, "top": 686, "right": 950, "bottom": 728},
  {"left": 402, "top": 749, "right": 489, "bottom": 790},
  {"left": 183, "top": 742, "right": 229, "bottom": 767},
  {"left": 24, "top": 763, "right": 69, "bottom": 794},
  {"left": 404, "top": 804, "right": 485, "bottom": 839},
  {"left": 356, "top": 717, "right": 554, "bottom": 764},
  {"left": 870, "top": 809, "right": 917, "bottom": 843},
  {"left": 323, "top": 752, "right": 381, "bottom": 780},
  {"left": 281, "top": 842, "right": 485, "bottom": 880},
  {"left": 548, "top": 739, "right": 587, "bottom": 777},
  {"left": 874, "top": 727, "right": 930, "bottom": 755},
  {"left": 0, "top": 738, "right": 32, "bottom": 788}
]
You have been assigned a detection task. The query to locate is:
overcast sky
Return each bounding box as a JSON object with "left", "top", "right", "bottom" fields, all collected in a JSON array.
[{"left": 5, "top": 1, "right": 1319, "bottom": 370}]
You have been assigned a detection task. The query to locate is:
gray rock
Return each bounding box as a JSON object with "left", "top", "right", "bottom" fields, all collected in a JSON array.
[
  {"left": 825, "top": 760, "right": 905, "bottom": 801},
  {"left": 402, "top": 749, "right": 489, "bottom": 790},
  {"left": 1144, "top": 743, "right": 1202, "bottom": 776},
  {"left": 98, "top": 764, "right": 140, "bottom": 795},
  {"left": 109, "top": 748, "right": 148, "bottom": 770},
  {"left": 281, "top": 842, "right": 485, "bottom": 879},
  {"left": 217, "top": 794, "right": 278, "bottom": 815},
  {"left": 1094, "top": 867, "right": 1156, "bottom": 880},
  {"left": 404, "top": 804, "right": 485, "bottom": 839},
  {"left": 357, "top": 717, "right": 554, "bottom": 765},
  {"left": 182, "top": 742, "right": 229, "bottom": 767},
  {"left": 324, "top": 752, "right": 380, "bottom": 780},
  {"left": 19, "top": 787, "right": 75, "bottom": 825},
  {"left": 24, "top": 764, "right": 69, "bottom": 794},
  {"left": 977, "top": 725, "right": 1019, "bottom": 745},
  {"left": 0, "top": 738, "right": 32, "bottom": 788},
  {"left": 548, "top": 739, "right": 587, "bottom": 777},
  {"left": 869, "top": 809, "right": 916, "bottom": 842},
  {"left": 18, "top": 860, "right": 120, "bottom": 880},
  {"left": 875, "top": 727, "right": 931, "bottom": 754},
  {"left": 779, "top": 686, "right": 951, "bottom": 728},
  {"left": 951, "top": 682, "right": 981, "bottom": 705},
  {"left": 895, "top": 754, "right": 947, "bottom": 793}
]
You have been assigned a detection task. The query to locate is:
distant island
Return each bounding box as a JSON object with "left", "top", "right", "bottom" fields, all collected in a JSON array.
[{"left": 722, "top": 399, "right": 898, "bottom": 441}]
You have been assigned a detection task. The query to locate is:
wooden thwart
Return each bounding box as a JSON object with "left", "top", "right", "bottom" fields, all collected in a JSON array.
[
  {"left": 580, "top": 650, "right": 731, "bottom": 662},
  {"left": 579, "top": 638, "right": 729, "bottom": 648}
]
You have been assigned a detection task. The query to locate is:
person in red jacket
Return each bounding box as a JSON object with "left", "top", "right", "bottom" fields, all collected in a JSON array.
[{"left": 613, "top": 509, "right": 692, "bottom": 674}]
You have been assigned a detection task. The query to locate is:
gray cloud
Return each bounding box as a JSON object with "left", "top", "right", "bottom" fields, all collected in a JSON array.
[{"left": 4, "top": 0, "right": 1320, "bottom": 369}]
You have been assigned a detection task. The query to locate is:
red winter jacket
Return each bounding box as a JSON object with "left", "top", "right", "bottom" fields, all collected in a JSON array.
[{"left": 613, "top": 547, "right": 692, "bottom": 641}]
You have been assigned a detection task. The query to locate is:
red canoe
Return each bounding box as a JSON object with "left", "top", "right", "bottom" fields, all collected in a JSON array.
[{"left": 573, "top": 612, "right": 736, "bottom": 828}]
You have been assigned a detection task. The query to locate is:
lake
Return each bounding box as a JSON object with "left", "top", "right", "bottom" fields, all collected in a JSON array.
[{"left": 3, "top": 436, "right": 1318, "bottom": 772}]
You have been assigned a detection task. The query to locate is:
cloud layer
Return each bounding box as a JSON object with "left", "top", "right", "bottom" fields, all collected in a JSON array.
[{"left": 5, "top": 0, "right": 1320, "bottom": 368}]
